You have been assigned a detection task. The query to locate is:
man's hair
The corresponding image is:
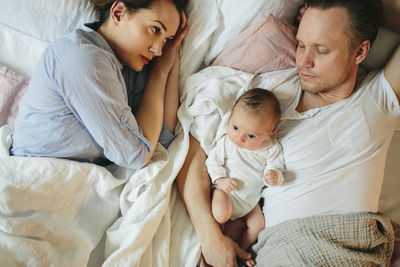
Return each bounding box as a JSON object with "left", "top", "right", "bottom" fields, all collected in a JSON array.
[
  {"left": 234, "top": 88, "right": 281, "bottom": 125},
  {"left": 305, "top": 0, "right": 383, "bottom": 48}
]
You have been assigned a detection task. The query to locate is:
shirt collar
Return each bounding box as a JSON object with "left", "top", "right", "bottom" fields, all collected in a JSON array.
[{"left": 83, "top": 22, "right": 124, "bottom": 70}]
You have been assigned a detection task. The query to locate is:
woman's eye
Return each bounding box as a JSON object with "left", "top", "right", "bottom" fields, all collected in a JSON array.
[
  {"left": 233, "top": 125, "right": 238, "bottom": 130},
  {"left": 248, "top": 134, "right": 255, "bottom": 139},
  {"left": 151, "top": 26, "right": 161, "bottom": 34}
]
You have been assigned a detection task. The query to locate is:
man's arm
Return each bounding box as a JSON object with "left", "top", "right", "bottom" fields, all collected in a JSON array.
[
  {"left": 384, "top": 45, "right": 400, "bottom": 102},
  {"left": 382, "top": 0, "right": 400, "bottom": 32},
  {"left": 382, "top": 0, "right": 400, "bottom": 102},
  {"left": 176, "top": 135, "right": 251, "bottom": 267}
]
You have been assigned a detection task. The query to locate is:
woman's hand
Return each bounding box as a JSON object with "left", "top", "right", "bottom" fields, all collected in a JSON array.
[{"left": 152, "top": 11, "right": 189, "bottom": 76}]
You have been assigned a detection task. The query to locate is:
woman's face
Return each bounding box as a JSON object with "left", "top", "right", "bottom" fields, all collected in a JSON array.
[{"left": 109, "top": 0, "right": 180, "bottom": 71}]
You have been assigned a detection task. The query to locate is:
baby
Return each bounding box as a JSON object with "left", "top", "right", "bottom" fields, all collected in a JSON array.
[{"left": 205, "top": 88, "right": 284, "bottom": 266}]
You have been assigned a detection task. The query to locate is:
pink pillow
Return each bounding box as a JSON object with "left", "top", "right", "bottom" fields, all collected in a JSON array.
[
  {"left": 211, "top": 14, "right": 297, "bottom": 73},
  {"left": 0, "top": 64, "right": 29, "bottom": 127}
]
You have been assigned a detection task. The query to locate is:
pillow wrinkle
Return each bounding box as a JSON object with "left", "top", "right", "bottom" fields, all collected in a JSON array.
[{"left": 212, "top": 14, "right": 297, "bottom": 74}]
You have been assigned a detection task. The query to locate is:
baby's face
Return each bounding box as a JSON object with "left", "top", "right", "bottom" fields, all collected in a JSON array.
[{"left": 227, "top": 105, "right": 276, "bottom": 150}]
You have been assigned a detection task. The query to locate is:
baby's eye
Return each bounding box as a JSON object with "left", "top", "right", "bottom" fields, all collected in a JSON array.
[
  {"left": 248, "top": 134, "right": 255, "bottom": 139},
  {"left": 151, "top": 26, "right": 161, "bottom": 34},
  {"left": 233, "top": 125, "right": 238, "bottom": 131}
]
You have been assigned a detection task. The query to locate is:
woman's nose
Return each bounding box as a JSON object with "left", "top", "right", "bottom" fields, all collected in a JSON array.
[{"left": 150, "top": 40, "right": 163, "bottom": 57}]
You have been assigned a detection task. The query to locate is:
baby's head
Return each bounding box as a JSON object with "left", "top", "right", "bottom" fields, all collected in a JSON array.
[{"left": 227, "top": 88, "right": 281, "bottom": 150}]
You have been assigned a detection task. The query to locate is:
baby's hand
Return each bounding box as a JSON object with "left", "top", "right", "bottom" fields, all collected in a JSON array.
[
  {"left": 265, "top": 170, "right": 279, "bottom": 186},
  {"left": 214, "top": 177, "right": 238, "bottom": 193}
]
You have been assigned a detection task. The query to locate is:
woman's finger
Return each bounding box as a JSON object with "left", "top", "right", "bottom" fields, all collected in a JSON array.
[
  {"left": 180, "top": 10, "right": 187, "bottom": 30},
  {"left": 173, "top": 24, "right": 189, "bottom": 46}
]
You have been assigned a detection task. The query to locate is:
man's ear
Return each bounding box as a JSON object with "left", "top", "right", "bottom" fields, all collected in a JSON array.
[
  {"left": 355, "top": 40, "right": 371, "bottom": 65},
  {"left": 110, "top": 1, "right": 127, "bottom": 26}
]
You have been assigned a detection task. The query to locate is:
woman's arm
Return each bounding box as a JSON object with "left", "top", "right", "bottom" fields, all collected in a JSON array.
[
  {"left": 163, "top": 56, "right": 180, "bottom": 133},
  {"left": 163, "top": 11, "right": 187, "bottom": 134},
  {"left": 136, "top": 12, "right": 188, "bottom": 165},
  {"left": 176, "top": 135, "right": 251, "bottom": 267},
  {"left": 135, "top": 61, "right": 170, "bottom": 164}
]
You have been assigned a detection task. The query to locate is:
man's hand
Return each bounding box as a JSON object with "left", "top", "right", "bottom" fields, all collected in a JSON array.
[
  {"left": 214, "top": 177, "right": 238, "bottom": 193},
  {"left": 201, "top": 232, "right": 252, "bottom": 267}
]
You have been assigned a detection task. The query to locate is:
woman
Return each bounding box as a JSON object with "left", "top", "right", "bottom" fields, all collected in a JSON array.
[{"left": 10, "top": 0, "right": 188, "bottom": 169}]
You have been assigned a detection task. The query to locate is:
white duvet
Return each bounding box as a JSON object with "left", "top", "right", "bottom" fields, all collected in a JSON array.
[{"left": 0, "top": 66, "right": 253, "bottom": 267}]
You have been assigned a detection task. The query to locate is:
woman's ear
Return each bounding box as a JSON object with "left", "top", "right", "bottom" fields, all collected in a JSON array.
[
  {"left": 355, "top": 40, "right": 371, "bottom": 65},
  {"left": 110, "top": 1, "right": 127, "bottom": 26}
]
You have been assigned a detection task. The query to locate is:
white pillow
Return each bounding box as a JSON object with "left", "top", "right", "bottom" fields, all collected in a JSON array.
[
  {"left": 0, "top": 0, "right": 98, "bottom": 77},
  {"left": 179, "top": 0, "right": 220, "bottom": 91}
]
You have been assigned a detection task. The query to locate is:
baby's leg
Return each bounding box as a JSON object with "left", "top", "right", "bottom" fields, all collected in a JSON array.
[
  {"left": 239, "top": 204, "right": 265, "bottom": 267},
  {"left": 239, "top": 204, "right": 265, "bottom": 251},
  {"left": 211, "top": 188, "right": 232, "bottom": 224}
]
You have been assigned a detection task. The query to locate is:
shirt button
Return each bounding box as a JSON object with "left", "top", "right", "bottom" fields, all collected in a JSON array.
[{"left": 122, "top": 117, "right": 127, "bottom": 123}]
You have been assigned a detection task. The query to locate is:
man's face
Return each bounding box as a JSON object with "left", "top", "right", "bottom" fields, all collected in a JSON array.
[{"left": 295, "top": 7, "right": 358, "bottom": 95}]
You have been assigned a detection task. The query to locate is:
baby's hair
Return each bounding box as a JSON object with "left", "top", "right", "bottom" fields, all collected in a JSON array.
[{"left": 234, "top": 88, "right": 281, "bottom": 125}]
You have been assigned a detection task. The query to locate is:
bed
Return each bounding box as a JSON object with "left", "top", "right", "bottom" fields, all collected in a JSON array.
[{"left": 0, "top": 0, "right": 399, "bottom": 266}]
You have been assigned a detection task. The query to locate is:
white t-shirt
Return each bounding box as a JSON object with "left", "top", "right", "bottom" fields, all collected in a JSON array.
[{"left": 256, "top": 68, "right": 400, "bottom": 227}]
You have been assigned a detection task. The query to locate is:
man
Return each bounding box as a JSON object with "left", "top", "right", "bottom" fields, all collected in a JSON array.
[{"left": 176, "top": 0, "right": 400, "bottom": 266}]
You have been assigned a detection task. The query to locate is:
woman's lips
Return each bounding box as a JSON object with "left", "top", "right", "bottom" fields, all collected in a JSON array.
[{"left": 141, "top": 56, "right": 150, "bottom": 64}]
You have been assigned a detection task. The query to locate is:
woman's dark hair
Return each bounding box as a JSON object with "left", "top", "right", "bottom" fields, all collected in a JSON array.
[
  {"left": 305, "top": 0, "right": 383, "bottom": 48},
  {"left": 235, "top": 88, "right": 281, "bottom": 125},
  {"left": 91, "top": 0, "right": 187, "bottom": 25}
]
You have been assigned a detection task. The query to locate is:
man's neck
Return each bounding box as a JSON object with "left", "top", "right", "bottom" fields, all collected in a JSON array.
[
  {"left": 296, "top": 77, "right": 357, "bottom": 113},
  {"left": 296, "top": 91, "right": 345, "bottom": 112}
]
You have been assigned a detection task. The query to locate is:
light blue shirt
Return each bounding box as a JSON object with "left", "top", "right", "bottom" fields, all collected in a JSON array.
[{"left": 10, "top": 25, "right": 169, "bottom": 169}]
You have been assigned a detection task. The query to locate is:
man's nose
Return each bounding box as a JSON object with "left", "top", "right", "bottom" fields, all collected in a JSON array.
[{"left": 300, "top": 50, "right": 314, "bottom": 68}]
